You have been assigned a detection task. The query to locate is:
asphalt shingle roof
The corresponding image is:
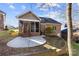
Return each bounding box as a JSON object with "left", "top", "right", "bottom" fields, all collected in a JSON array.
[{"left": 39, "top": 17, "right": 61, "bottom": 24}]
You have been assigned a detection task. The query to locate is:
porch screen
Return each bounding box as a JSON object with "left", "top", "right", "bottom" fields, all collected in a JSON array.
[
  {"left": 31, "top": 22, "right": 39, "bottom": 32},
  {"left": 31, "top": 22, "right": 35, "bottom": 32},
  {"left": 36, "top": 22, "right": 39, "bottom": 32}
]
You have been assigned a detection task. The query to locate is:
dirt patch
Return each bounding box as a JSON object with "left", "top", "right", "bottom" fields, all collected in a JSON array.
[{"left": 45, "top": 36, "right": 65, "bottom": 49}]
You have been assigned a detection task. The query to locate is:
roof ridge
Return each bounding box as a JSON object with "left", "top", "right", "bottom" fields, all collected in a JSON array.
[{"left": 39, "top": 17, "right": 51, "bottom": 18}]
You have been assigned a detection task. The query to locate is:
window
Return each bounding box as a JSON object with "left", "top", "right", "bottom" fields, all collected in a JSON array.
[
  {"left": 53, "top": 26, "right": 56, "bottom": 30},
  {"left": 51, "top": 26, "right": 56, "bottom": 32}
]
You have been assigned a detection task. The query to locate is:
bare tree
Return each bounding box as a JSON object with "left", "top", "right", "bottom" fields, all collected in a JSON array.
[{"left": 66, "top": 3, "right": 73, "bottom": 56}]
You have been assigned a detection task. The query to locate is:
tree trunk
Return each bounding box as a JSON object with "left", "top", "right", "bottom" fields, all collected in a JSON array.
[{"left": 66, "top": 3, "right": 73, "bottom": 56}]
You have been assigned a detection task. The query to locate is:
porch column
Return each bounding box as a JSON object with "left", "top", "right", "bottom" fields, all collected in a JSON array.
[
  {"left": 28, "top": 21, "right": 31, "bottom": 36},
  {"left": 19, "top": 20, "right": 24, "bottom": 36},
  {"left": 37, "top": 22, "right": 40, "bottom": 35},
  {"left": 22, "top": 22, "right": 25, "bottom": 34},
  {"left": 3, "top": 14, "right": 6, "bottom": 29}
]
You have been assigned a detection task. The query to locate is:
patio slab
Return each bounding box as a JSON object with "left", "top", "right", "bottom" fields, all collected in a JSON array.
[{"left": 7, "top": 36, "right": 46, "bottom": 48}]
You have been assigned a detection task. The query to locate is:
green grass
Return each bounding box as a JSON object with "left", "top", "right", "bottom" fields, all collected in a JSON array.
[
  {"left": 0, "top": 31, "right": 15, "bottom": 42},
  {"left": 73, "top": 43, "right": 79, "bottom": 48},
  {"left": 72, "top": 42, "right": 79, "bottom": 56}
]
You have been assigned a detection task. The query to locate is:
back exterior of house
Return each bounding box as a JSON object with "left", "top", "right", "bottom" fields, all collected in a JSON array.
[{"left": 17, "top": 11, "right": 61, "bottom": 37}]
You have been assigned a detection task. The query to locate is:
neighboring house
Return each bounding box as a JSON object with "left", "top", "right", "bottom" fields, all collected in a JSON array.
[
  {"left": 0, "top": 10, "right": 6, "bottom": 31},
  {"left": 17, "top": 11, "right": 61, "bottom": 36}
]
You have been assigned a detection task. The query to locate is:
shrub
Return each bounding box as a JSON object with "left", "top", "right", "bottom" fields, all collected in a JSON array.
[
  {"left": 11, "top": 32, "right": 18, "bottom": 36},
  {"left": 9, "top": 30, "right": 19, "bottom": 36},
  {"left": 4, "top": 26, "right": 9, "bottom": 30},
  {"left": 45, "top": 26, "right": 55, "bottom": 33},
  {"left": 45, "top": 26, "right": 56, "bottom": 36},
  {"left": 9, "top": 30, "right": 15, "bottom": 34},
  {"left": 45, "top": 26, "right": 52, "bottom": 34}
]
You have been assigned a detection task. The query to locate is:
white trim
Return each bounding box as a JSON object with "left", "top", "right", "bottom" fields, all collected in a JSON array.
[
  {"left": 0, "top": 13, "right": 5, "bottom": 16},
  {"left": 3, "top": 14, "right": 6, "bottom": 29},
  {"left": 19, "top": 19, "right": 40, "bottom": 22}
]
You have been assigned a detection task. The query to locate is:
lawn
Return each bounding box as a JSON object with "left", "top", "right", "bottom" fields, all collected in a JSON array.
[
  {"left": 0, "top": 31, "right": 15, "bottom": 42},
  {"left": 0, "top": 31, "right": 67, "bottom": 56},
  {"left": 72, "top": 42, "right": 79, "bottom": 56}
]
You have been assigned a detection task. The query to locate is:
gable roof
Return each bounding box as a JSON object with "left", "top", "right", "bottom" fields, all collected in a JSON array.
[
  {"left": 40, "top": 17, "right": 61, "bottom": 24},
  {"left": 0, "top": 10, "right": 6, "bottom": 15},
  {"left": 16, "top": 11, "right": 41, "bottom": 21}
]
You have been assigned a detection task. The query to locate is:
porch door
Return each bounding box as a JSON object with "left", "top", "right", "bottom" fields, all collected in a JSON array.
[{"left": 23, "top": 23, "right": 30, "bottom": 36}]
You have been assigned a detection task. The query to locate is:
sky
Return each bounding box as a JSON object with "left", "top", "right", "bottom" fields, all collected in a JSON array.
[{"left": 0, "top": 3, "right": 79, "bottom": 29}]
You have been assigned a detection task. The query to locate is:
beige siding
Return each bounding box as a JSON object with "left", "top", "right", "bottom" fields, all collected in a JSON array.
[
  {"left": 40, "top": 23, "right": 45, "bottom": 34},
  {"left": 19, "top": 13, "right": 39, "bottom": 21}
]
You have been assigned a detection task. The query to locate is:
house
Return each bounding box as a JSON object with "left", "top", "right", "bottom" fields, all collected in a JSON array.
[
  {"left": 17, "top": 11, "right": 61, "bottom": 37},
  {"left": 0, "top": 10, "right": 6, "bottom": 31}
]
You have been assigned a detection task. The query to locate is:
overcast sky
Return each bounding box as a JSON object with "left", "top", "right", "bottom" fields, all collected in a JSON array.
[{"left": 0, "top": 3, "right": 79, "bottom": 29}]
